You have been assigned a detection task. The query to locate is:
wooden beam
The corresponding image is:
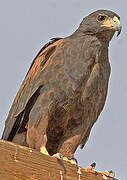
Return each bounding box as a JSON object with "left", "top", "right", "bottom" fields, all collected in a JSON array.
[{"left": 0, "top": 139, "right": 118, "bottom": 180}]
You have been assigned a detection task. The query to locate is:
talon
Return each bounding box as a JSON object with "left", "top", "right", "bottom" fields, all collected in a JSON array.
[
  {"left": 62, "top": 156, "right": 77, "bottom": 165},
  {"left": 108, "top": 170, "right": 115, "bottom": 177},
  {"left": 98, "top": 170, "right": 115, "bottom": 177},
  {"left": 52, "top": 153, "right": 63, "bottom": 160},
  {"left": 67, "top": 156, "right": 78, "bottom": 165},
  {"left": 62, "top": 157, "right": 69, "bottom": 161},
  {"left": 85, "top": 162, "right": 96, "bottom": 172},
  {"left": 40, "top": 146, "right": 50, "bottom": 156}
]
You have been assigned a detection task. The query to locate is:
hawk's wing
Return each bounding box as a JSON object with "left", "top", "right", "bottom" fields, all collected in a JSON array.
[{"left": 2, "top": 38, "right": 63, "bottom": 140}]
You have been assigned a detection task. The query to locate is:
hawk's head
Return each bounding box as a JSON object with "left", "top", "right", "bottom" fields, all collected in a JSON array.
[{"left": 78, "top": 10, "right": 121, "bottom": 41}]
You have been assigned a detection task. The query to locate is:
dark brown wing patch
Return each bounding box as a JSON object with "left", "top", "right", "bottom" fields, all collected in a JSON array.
[{"left": 7, "top": 85, "right": 43, "bottom": 141}]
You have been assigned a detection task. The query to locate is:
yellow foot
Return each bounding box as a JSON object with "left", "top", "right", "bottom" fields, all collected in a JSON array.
[
  {"left": 85, "top": 162, "right": 96, "bottom": 172},
  {"left": 40, "top": 146, "right": 50, "bottom": 156},
  {"left": 98, "top": 170, "right": 115, "bottom": 178},
  {"left": 63, "top": 157, "right": 77, "bottom": 165},
  {"left": 52, "top": 153, "right": 63, "bottom": 159},
  {"left": 52, "top": 153, "right": 77, "bottom": 165}
]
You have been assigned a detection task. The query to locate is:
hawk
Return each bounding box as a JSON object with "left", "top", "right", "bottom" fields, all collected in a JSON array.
[{"left": 2, "top": 10, "right": 121, "bottom": 164}]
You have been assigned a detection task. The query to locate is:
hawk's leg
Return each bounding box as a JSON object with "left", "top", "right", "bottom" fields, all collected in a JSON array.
[
  {"left": 54, "top": 134, "right": 82, "bottom": 164},
  {"left": 26, "top": 106, "right": 50, "bottom": 156},
  {"left": 27, "top": 123, "right": 50, "bottom": 156}
]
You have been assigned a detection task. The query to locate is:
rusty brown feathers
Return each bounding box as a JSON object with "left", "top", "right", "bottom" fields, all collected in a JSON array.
[{"left": 2, "top": 10, "right": 121, "bottom": 158}]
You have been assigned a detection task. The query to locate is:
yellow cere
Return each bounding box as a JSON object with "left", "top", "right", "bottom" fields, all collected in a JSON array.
[{"left": 101, "top": 16, "right": 118, "bottom": 28}]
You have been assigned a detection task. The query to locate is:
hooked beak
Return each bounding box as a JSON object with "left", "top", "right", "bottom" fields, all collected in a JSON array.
[
  {"left": 101, "top": 16, "right": 122, "bottom": 36},
  {"left": 113, "top": 18, "right": 122, "bottom": 36}
]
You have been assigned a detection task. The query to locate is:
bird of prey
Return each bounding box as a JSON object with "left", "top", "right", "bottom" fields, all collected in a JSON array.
[{"left": 2, "top": 9, "right": 121, "bottom": 164}]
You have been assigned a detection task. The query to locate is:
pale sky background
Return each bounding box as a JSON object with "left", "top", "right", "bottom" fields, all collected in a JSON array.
[{"left": 0, "top": 1, "right": 126, "bottom": 179}]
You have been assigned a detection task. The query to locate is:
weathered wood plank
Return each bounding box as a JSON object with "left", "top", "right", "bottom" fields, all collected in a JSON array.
[{"left": 0, "top": 139, "right": 118, "bottom": 180}]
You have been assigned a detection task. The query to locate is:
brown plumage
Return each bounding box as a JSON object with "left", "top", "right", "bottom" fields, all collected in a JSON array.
[{"left": 2, "top": 10, "right": 121, "bottom": 159}]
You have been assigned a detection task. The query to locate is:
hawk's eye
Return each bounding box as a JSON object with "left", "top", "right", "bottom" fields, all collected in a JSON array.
[{"left": 97, "top": 15, "right": 107, "bottom": 22}]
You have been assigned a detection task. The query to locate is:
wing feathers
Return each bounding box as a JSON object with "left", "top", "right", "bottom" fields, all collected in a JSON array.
[{"left": 2, "top": 37, "right": 63, "bottom": 140}]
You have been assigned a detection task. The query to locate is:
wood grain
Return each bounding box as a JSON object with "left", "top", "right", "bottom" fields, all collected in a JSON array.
[{"left": 0, "top": 139, "right": 118, "bottom": 180}]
